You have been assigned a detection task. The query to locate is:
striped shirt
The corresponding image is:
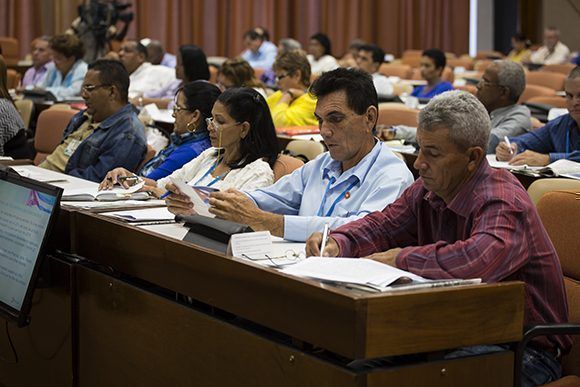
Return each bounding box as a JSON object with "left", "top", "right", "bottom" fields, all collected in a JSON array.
[{"left": 332, "top": 159, "right": 572, "bottom": 354}]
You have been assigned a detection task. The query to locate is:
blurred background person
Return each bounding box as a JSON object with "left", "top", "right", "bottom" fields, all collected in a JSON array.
[
  {"left": 411, "top": 48, "right": 453, "bottom": 98},
  {"left": 143, "top": 39, "right": 176, "bottom": 68},
  {"left": 218, "top": 58, "right": 268, "bottom": 98},
  {"left": 307, "top": 33, "right": 338, "bottom": 76},
  {"left": 507, "top": 33, "right": 531, "bottom": 64},
  {"left": 529, "top": 27, "right": 571, "bottom": 65},
  {"left": 240, "top": 27, "right": 277, "bottom": 71},
  {"left": 21, "top": 36, "right": 52, "bottom": 88}
]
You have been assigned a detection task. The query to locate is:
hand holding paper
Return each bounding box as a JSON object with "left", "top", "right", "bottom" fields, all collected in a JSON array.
[{"left": 166, "top": 177, "right": 216, "bottom": 218}]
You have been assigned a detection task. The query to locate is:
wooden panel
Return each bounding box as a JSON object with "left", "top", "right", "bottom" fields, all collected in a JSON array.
[
  {"left": 366, "top": 351, "right": 513, "bottom": 387},
  {"left": 77, "top": 266, "right": 360, "bottom": 387}
]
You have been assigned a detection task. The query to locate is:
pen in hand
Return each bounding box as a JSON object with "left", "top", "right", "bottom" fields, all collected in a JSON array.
[
  {"left": 504, "top": 136, "right": 514, "bottom": 155},
  {"left": 320, "top": 223, "right": 329, "bottom": 257}
]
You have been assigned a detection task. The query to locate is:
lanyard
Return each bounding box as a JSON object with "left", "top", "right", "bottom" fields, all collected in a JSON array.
[
  {"left": 316, "top": 177, "right": 358, "bottom": 217},
  {"left": 193, "top": 157, "right": 228, "bottom": 187},
  {"left": 566, "top": 128, "right": 570, "bottom": 155}
]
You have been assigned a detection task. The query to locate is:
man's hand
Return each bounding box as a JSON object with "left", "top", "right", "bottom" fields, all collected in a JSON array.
[
  {"left": 99, "top": 167, "right": 133, "bottom": 190},
  {"left": 164, "top": 182, "right": 197, "bottom": 216},
  {"left": 508, "top": 150, "right": 550, "bottom": 166},
  {"left": 364, "top": 248, "right": 402, "bottom": 267},
  {"left": 208, "top": 189, "right": 284, "bottom": 236},
  {"left": 306, "top": 232, "right": 340, "bottom": 257},
  {"left": 495, "top": 141, "right": 517, "bottom": 161}
]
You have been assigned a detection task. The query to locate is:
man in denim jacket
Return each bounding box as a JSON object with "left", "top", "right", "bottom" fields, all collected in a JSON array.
[{"left": 40, "top": 59, "right": 147, "bottom": 182}]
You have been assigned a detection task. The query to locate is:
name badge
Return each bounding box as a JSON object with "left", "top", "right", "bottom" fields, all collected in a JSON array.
[{"left": 64, "top": 139, "right": 81, "bottom": 157}]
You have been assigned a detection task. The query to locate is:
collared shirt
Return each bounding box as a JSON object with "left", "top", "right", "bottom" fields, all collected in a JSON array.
[
  {"left": 307, "top": 54, "right": 339, "bottom": 75},
  {"left": 40, "top": 60, "right": 88, "bottom": 100},
  {"left": 160, "top": 53, "right": 177, "bottom": 68},
  {"left": 247, "top": 141, "right": 414, "bottom": 241},
  {"left": 128, "top": 62, "right": 176, "bottom": 99},
  {"left": 21, "top": 62, "right": 51, "bottom": 87},
  {"left": 266, "top": 90, "right": 318, "bottom": 128},
  {"left": 372, "top": 72, "right": 394, "bottom": 97},
  {"left": 331, "top": 159, "right": 571, "bottom": 354},
  {"left": 487, "top": 104, "right": 532, "bottom": 153},
  {"left": 143, "top": 79, "right": 182, "bottom": 109},
  {"left": 510, "top": 113, "right": 579, "bottom": 162},
  {"left": 241, "top": 41, "right": 278, "bottom": 70},
  {"left": 530, "top": 42, "right": 571, "bottom": 65}
]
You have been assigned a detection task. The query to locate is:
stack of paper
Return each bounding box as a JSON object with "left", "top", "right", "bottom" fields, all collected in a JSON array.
[
  {"left": 103, "top": 207, "right": 175, "bottom": 223},
  {"left": 63, "top": 181, "right": 149, "bottom": 201}
]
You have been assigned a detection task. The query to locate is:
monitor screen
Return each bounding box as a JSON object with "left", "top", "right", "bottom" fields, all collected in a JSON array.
[{"left": 0, "top": 166, "right": 62, "bottom": 326}]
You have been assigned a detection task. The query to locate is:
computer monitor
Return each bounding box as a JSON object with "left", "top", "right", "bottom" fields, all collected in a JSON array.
[{"left": 0, "top": 165, "right": 63, "bottom": 326}]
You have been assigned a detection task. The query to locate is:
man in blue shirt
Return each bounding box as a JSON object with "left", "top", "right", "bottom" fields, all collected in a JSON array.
[
  {"left": 207, "top": 68, "right": 414, "bottom": 241},
  {"left": 496, "top": 66, "right": 580, "bottom": 165},
  {"left": 40, "top": 60, "right": 147, "bottom": 182},
  {"left": 241, "top": 28, "right": 277, "bottom": 71}
]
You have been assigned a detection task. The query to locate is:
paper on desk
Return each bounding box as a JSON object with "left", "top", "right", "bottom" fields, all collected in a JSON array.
[
  {"left": 62, "top": 199, "right": 166, "bottom": 210},
  {"left": 63, "top": 180, "right": 145, "bottom": 200},
  {"left": 103, "top": 206, "right": 175, "bottom": 222},
  {"left": 169, "top": 177, "right": 215, "bottom": 218},
  {"left": 486, "top": 155, "right": 542, "bottom": 172},
  {"left": 230, "top": 231, "right": 273, "bottom": 257}
]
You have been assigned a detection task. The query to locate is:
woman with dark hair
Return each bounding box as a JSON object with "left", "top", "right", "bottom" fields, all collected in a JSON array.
[
  {"left": 100, "top": 80, "right": 220, "bottom": 186},
  {"left": 307, "top": 32, "right": 338, "bottom": 75},
  {"left": 411, "top": 48, "right": 454, "bottom": 98},
  {"left": 0, "top": 55, "right": 26, "bottom": 157},
  {"left": 138, "top": 44, "right": 210, "bottom": 109},
  {"left": 218, "top": 58, "right": 268, "bottom": 98},
  {"left": 507, "top": 33, "right": 531, "bottom": 63},
  {"left": 38, "top": 34, "right": 88, "bottom": 100}
]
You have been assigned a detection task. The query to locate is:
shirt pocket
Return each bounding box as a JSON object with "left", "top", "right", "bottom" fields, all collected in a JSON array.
[{"left": 76, "top": 141, "right": 101, "bottom": 168}]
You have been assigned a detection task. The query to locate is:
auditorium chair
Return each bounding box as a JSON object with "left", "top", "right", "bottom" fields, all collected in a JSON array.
[
  {"left": 0, "top": 37, "right": 19, "bottom": 65},
  {"left": 447, "top": 57, "right": 474, "bottom": 70},
  {"left": 519, "top": 84, "right": 557, "bottom": 104},
  {"left": 272, "top": 154, "right": 304, "bottom": 182},
  {"left": 474, "top": 59, "right": 494, "bottom": 72},
  {"left": 411, "top": 66, "right": 454, "bottom": 83},
  {"left": 527, "top": 178, "right": 580, "bottom": 206},
  {"left": 285, "top": 140, "right": 325, "bottom": 163},
  {"left": 33, "top": 108, "right": 77, "bottom": 165},
  {"left": 540, "top": 64, "right": 576, "bottom": 76},
  {"left": 527, "top": 96, "right": 567, "bottom": 109},
  {"left": 378, "top": 63, "right": 413, "bottom": 79},
  {"left": 378, "top": 103, "right": 419, "bottom": 127},
  {"left": 526, "top": 71, "right": 567, "bottom": 91},
  {"left": 14, "top": 99, "right": 34, "bottom": 130},
  {"left": 7, "top": 69, "right": 21, "bottom": 88}
]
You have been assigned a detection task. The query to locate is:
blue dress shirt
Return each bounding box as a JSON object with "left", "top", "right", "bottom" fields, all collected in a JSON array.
[
  {"left": 411, "top": 81, "right": 454, "bottom": 98},
  {"left": 510, "top": 114, "right": 579, "bottom": 163},
  {"left": 247, "top": 141, "right": 414, "bottom": 241},
  {"left": 41, "top": 60, "right": 88, "bottom": 100},
  {"left": 241, "top": 41, "right": 277, "bottom": 70}
]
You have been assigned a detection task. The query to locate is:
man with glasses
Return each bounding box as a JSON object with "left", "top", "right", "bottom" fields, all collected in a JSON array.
[
  {"left": 39, "top": 59, "right": 147, "bottom": 182},
  {"left": 209, "top": 68, "right": 414, "bottom": 242}
]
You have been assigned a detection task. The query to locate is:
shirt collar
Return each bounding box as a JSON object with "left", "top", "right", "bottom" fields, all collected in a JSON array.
[
  {"left": 85, "top": 104, "right": 135, "bottom": 131},
  {"left": 322, "top": 139, "right": 381, "bottom": 185}
]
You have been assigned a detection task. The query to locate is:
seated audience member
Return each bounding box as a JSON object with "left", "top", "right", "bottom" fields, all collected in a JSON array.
[
  {"left": 530, "top": 27, "right": 571, "bottom": 66},
  {"left": 241, "top": 28, "right": 277, "bottom": 71},
  {"left": 338, "top": 39, "right": 365, "bottom": 68},
  {"left": 261, "top": 38, "right": 302, "bottom": 86},
  {"left": 145, "top": 88, "right": 279, "bottom": 198},
  {"left": 355, "top": 43, "right": 394, "bottom": 97},
  {"left": 507, "top": 33, "right": 531, "bottom": 64},
  {"left": 39, "top": 60, "right": 147, "bottom": 182},
  {"left": 411, "top": 49, "right": 453, "bottom": 98},
  {"left": 266, "top": 50, "right": 317, "bottom": 127},
  {"left": 118, "top": 40, "right": 175, "bottom": 99},
  {"left": 137, "top": 44, "right": 209, "bottom": 109},
  {"left": 38, "top": 34, "right": 88, "bottom": 100},
  {"left": 101, "top": 81, "right": 220, "bottom": 185},
  {"left": 218, "top": 58, "right": 268, "bottom": 99},
  {"left": 206, "top": 68, "right": 414, "bottom": 242},
  {"left": 382, "top": 60, "right": 531, "bottom": 153},
  {"left": 496, "top": 66, "right": 580, "bottom": 165},
  {"left": 21, "top": 36, "right": 52, "bottom": 87},
  {"left": 0, "top": 55, "right": 26, "bottom": 157},
  {"left": 306, "top": 90, "right": 571, "bottom": 386},
  {"left": 144, "top": 39, "right": 176, "bottom": 68},
  {"left": 307, "top": 33, "right": 339, "bottom": 76}
]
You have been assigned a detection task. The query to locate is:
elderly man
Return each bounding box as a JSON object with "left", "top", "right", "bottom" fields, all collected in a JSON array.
[
  {"left": 118, "top": 40, "right": 175, "bottom": 99},
  {"left": 21, "top": 36, "right": 52, "bottom": 87},
  {"left": 196, "top": 68, "right": 414, "bottom": 241},
  {"left": 39, "top": 59, "right": 147, "bottom": 182},
  {"left": 384, "top": 60, "right": 531, "bottom": 153},
  {"left": 496, "top": 66, "right": 580, "bottom": 165},
  {"left": 530, "top": 27, "right": 571, "bottom": 65},
  {"left": 144, "top": 39, "right": 176, "bottom": 68},
  {"left": 355, "top": 43, "right": 394, "bottom": 97},
  {"left": 306, "top": 90, "right": 570, "bottom": 386}
]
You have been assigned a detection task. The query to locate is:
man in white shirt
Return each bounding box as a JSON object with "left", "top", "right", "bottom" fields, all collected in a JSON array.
[
  {"left": 530, "top": 27, "right": 571, "bottom": 65},
  {"left": 118, "top": 40, "right": 176, "bottom": 99},
  {"left": 355, "top": 44, "right": 394, "bottom": 97}
]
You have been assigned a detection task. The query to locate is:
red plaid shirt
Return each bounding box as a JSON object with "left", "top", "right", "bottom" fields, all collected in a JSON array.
[{"left": 332, "top": 159, "right": 572, "bottom": 353}]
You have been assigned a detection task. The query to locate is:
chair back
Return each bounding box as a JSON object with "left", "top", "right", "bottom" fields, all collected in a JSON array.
[
  {"left": 447, "top": 58, "right": 474, "bottom": 71},
  {"left": 378, "top": 103, "right": 419, "bottom": 127},
  {"left": 526, "top": 96, "right": 567, "bottom": 108},
  {"left": 527, "top": 178, "right": 580, "bottom": 206},
  {"left": 401, "top": 56, "right": 422, "bottom": 67},
  {"left": 411, "top": 66, "right": 454, "bottom": 82},
  {"left": 378, "top": 64, "right": 412, "bottom": 79},
  {"left": 14, "top": 99, "right": 34, "bottom": 130},
  {"left": 474, "top": 59, "right": 494, "bottom": 72},
  {"left": 540, "top": 63, "right": 576, "bottom": 76},
  {"left": 0, "top": 37, "right": 19, "bottom": 65},
  {"left": 33, "top": 109, "right": 77, "bottom": 165},
  {"left": 518, "top": 84, "right": 556, "bottom": 104},
  {"left": 7, "top": 69, "right": 21, "bottom": 88},
  {"left": 475, "top": 50, "right": 504, "bottom": 60},
  {"left": 402, "top": 49, "right": 422, "bottom": 58},
  {"left": 137, "top": 144, "right": 157, "bottom": 172},
  {"left": 526, "top": 71, "right": 567, "bottom": 91},
  {"left": 285, "top": 140, "right": 325, "bottom": 162},
  {"left": 536, "top": 190, "right": 580, "bottom": 377},
  {"left": 273, "top": 154, "right": 304, "bottom": 182}
]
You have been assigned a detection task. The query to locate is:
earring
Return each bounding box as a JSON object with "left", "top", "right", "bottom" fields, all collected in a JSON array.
[{"left": 186, "top": 121, "right": 197, "bottom": 133}]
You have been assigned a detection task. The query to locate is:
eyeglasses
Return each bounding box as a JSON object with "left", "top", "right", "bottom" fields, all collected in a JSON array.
[
  {"left": 172, "top": 104, "right": 189, "bottom": 114},
  {"left": 275, "top": 73, "right": 290, "bottom": 83},
  {"left": 241, "top": 250, "right": 306, "bottom": 268},
  {"left": 82, "top": 84, "right": 111, "bottom": 93},
  {"left": 205, "top": 117, "right": 241, "bottom": 130}
]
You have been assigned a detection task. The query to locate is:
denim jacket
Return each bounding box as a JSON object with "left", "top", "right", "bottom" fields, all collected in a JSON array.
[{"left": 63, "top": 104, "right": 147, "bottom": 182}]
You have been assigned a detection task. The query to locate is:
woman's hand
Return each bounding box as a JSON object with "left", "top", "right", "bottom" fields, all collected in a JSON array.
[{"left": 164, "top": 182, "right": 197, "bottom": 216}]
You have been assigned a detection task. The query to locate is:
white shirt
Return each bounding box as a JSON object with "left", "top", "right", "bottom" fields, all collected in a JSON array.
[
  {"left": 157, "top": 147, "right": 274, "bottom": 191},
  {"left": 129, "top": 62, "right": 176, "bottom": 99},
  {"left": 530, "top": 42, "right": 571, "bottom": 65},
  {"left": 307, "top": 54, "right": 339, "bottom": 75},
  {"left": 372, "top": 73, "right": 394, "bottom": 97}
]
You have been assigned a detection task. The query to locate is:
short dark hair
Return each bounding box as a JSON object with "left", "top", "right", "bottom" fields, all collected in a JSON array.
[
  {"left": 567, "top": 66, "right": 580, "bottom": 80},
  {"left": 88, "top": 59, "right": 130, "bottom": 103},
  {"left": 217, "top": 88, "right": 280, "bottom": 168},
  {"left": 310, "top": 33, "right": 332, "bottom": 56},
  {"left": 358, "top": 43, "right": 385, "bottom": 65},
  {"left": 422, "top": 48, "right": 446, "bottom": 69},
  {"left": 243, "top": 29, "right": 263, "bottom": 41},
  {"left": 179, "top": 80, "right": 221, "bottom": 135},
  {"left": 310, "top": 68, "right": 378, "bottom": 115},
  {"left": 49, "top": 34, "right": 84, "bottom": 60},
  {"left": 135, "top": 42, "right": 148, "bottom": 59},
  {"left": 179, "top": 45, "right": 210, "bottom": 82}
]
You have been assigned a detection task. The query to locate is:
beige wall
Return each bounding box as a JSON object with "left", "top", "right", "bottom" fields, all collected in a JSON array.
[{"left": 541, "top": 0, "right": 580, "bottom": 52}]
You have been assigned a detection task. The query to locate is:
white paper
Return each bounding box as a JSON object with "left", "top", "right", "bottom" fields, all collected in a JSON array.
[
  {"left": 486, "top": 155, "right": 542, "bottom": 172},
  {"left": 143, "top": 103, "right": 175, "bottom": 123},
  {"left": 230, "top": 231, "right": 273, "bottom": 258},
  {"left": 548, "top": 108, "right": 568, "bottom": 122},
  {"left": 103, "top": 206, "right": 175, "bottom": 222},
  {"left": 169, "top": 177, "right": 215, "bottom": 218},
  {"left": 63, "top": 180, "right": 145, "bottom": 201}
]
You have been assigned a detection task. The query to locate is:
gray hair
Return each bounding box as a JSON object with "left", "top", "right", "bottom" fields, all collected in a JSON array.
[
  {"left": 494, "top": 60, "right": 526, "bottom": 102},
  {"left": 278, "top": 38, "right": 302, "bottom": 54},
  {"left": 418, "top": 90, "right": 491, "bottom": 150}
]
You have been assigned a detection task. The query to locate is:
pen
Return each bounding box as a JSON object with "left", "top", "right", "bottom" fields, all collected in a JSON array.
[
  {"left": 504, "top": 136, "right": 514, "bottom": 155},
  {"left": 118, "top": 176, "right": 141, "bottom": 183},
  {"left": 160, "top": 190, "right": 171, "bottom": 199},
  {"left": 320, "top": 223, "right": 329, "bottom": 257}
]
